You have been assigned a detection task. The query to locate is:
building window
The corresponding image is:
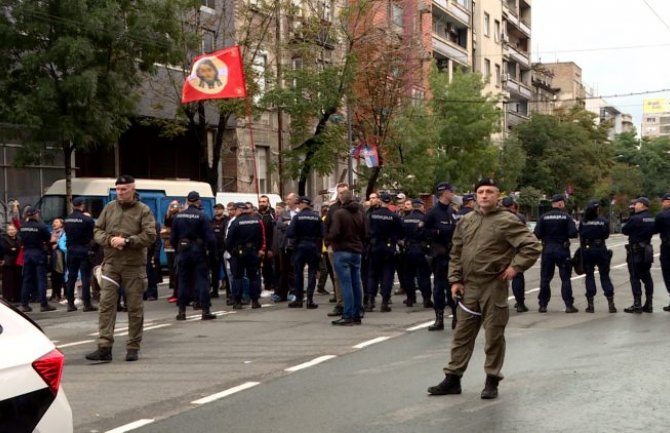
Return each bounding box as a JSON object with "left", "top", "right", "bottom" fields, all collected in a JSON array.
[
  {"left": 484, "top": 58, "right": 491, "bottom": 79},
  {"left": 202, "top": 30, "right": 215, "bottom": 53},
  {"left": 255, "top": 146, "right": 269, "bottom": 193},
  {"left": 646, "top": 117, "right": 656, "bottom": 122},
  {"left": 495, "top": 64, "right": 501, "bottom": 86},
  {"left": 318, "top": 0, "right": 332, "bottom": 22},
  {"left": 494, "top": 20, "right": 500, "bottom": 43},
  {"left": 391, "top": 3, "right": 404, "bottom": 32},
  {"left": 483, "top": 12, "right": 490, "bottom": 37},
  {"left": 411, "top": 88, "right": 425, "bottom": 106},
  {"left": 252, "top": 52, "right": 268, "bottom": 101}
]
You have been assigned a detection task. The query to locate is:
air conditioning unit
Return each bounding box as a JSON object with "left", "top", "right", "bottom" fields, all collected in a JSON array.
[
  {"left": 417, "top": 0, "right": 430, "bottom": 13},
  {"left": 501, "top": 33, "right": 509, "bottom": 43},
  {"left": 502, "top": 73, "right": 510, "bottom": 81}
]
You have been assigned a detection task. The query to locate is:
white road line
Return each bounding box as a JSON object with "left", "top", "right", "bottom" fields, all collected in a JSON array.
[
  {"left": 105, "top": 418, "right": 155, "bottom": 433},
  {"left": 406, "top": 321, "right": 434, "bottom": 331},
  {"left": 89, "top": 323, "right": 155, "bottom": 336},
  {"left": 284, "top": 355, "right": 337, "bottom": 372},
  {"left": 115, "top": 324, "right": 171, "bottom": 336},
  {"left": 57, "top": 339, "right": 95, "bottom": 349},
  {"left": 353, "top": 336, "right": 391, "bottom": 349},
  {"left": 191, "top": 381, "right": 261, "bottom": 405}
]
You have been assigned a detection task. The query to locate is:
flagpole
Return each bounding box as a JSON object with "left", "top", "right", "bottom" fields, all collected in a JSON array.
[{"left": 244, "top": 97, "right": 261, "bottom": 202}]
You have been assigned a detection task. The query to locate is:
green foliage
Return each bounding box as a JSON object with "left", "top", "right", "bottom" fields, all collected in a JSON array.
[
  {"left": 429, "top": 68, "right": 502, "bottom": 190},
  {"left": 0, "top": 0, "right": 184, "bottom": 159},
  {"left": 497, "top": 135, "right": 526, "bottom": 192},
  {"left": 611, "top": 132, "right": 670, "bottom": 199}
]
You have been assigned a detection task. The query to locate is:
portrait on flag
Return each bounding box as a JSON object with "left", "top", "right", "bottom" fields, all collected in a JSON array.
[{"left": 181, "top": 46, "right": 247, "bottom": 103}]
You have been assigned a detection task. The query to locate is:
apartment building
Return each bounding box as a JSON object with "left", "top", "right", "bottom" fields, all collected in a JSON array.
[
  {"left": 534, "top": 61, "right": 586, "bottom": 110},
  {"left": 641, "top": 98, "right": 670, "bottom": 139},
  {"left": 530, "top": 64, "right": 559, "bottom": 115},
  {"left": 585, "top": 97, "right": 635, "bottom": 140},
  {"left": 429, "top": 0, "right": 474, "bottom": 79}
]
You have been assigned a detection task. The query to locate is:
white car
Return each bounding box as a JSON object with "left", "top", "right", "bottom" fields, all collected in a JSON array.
[{"left": 0, "top": 300, "right": 73, "bottom": 432}]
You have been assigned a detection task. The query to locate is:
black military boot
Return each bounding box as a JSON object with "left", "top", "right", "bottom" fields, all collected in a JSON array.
[
  {"left": 585, "top": 296, "right": 594, "bottom": 313},
  {"left": 176, "top": 306, "right": 186, "bottom": 321},
  {"left": 210, "top": 288, "right": 219, "bottom": 298},
  {"left": 67, "top": 302, "right": 78, "bottom": 312},
  {"left": 663, "top": 302, "right": 670, "bottom": 312},
  {"left": 405, "top": 298, "right": 415, "bottom": 307},
  {"left": 565, "top": 304, "right": 579, "bottom": 313},
  {"left": 480, "top": 375, "right": 501, "bottom": 399},
  {"left": 516, "top": 300, "right": 529, "bottom": 313},
  {"left": 83, "top": 302, "right": 98, "bottom": 312},
  {"left": 40, "top": 303, "right": 57, "bottom": 312},
  {"left": 85, "top": 346, "right": 112, "bottom": 362},
  {"left": 642, "top": 298, "right": 653, "bottom": 313},
  {"left": 624, "top": 296, "right": 642, "bottom": 314},
  {"left": 251, "top": 299, "right": 262, "bottom": 309},
  {"left": 380, "top": 299, "right": 391, "bottom": 312},
  {"left": 427, "top": 374, "right": 461, "bottom": 395},
  {"left": 423, "top": 298, "right": 434, "bottom": 309},
  {"left": 607, "top": 296, "right": 617, "bottom": 313},
  {"left": 288, "top": 299, "right": 303, "bottom": 308},
  {"left": 364, "top": 298, "right": 375, "bottom": 312},
  {"left": 428, "top": 310, "right": 444, "bottom": 331},
  {"left": 201, "top": 307, "right": 217, "bottom": 320},
  {"left": 305, "top": 297, "right": 318, "bottom": 309}
]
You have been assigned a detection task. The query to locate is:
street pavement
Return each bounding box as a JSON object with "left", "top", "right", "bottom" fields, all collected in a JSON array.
[{"left": 30, "top": 235, "right": 670, "bottom": 433}]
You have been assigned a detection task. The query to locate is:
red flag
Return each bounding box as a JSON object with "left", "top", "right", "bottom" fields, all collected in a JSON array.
[{"left": 181, "top": 46, "right": 247, "bottom": 103}]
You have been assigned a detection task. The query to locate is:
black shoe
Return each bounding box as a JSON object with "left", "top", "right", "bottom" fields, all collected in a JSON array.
[
  {"left": 352, "top": 317, "right": 362, "bottom": 325},
  {"left": 428, "top": 310, "right": 444, "bottom": 331},
  {"left": 538, "top": 305, "right": 547, "bottom": 313},
  {"left": 226, "top": 298, "right": 234, "bottom": 306},
  {"left": 86, "top": 347, "right": 112, "bottom": 362},
  {"left": 423, "top": 299, "right": 434, "bottom": 309},
  {"left": 427, "top": 374, "right": 462, "bottom": 395},
  {"left": 288, "top": 300, "right": 304, "bottom": 308},
  {"left": 642, "top": 299, "right": 653, "bottom": 313},
  {"left": 40, "top": 303, "right": 57, "bottom": 312},
  {"left": 210, "top": 291, "right": 220, "bottom": 298},
  {"left": 380, "top": 302, "right": 391, "bottom": 313},
  {"left": 481, "top": 375, "right": 500, "bottom": 399},
  {"left": 316, "top": 288, "right": 330, "bottom": 295},
  {"left": 125, "top": 349, "right": 139, "bottom": 362},
  {"left": 251, "top": 300, "right": 262, "bottom": 309},
  {"left": 331, "top": 318, "right": 355, "bottom": 326},
  {"left": 20, "top": 304, "right": 32, "bottom": 313},
  {"left": 364, "top": 300, "right": 375, "bottom": 312},
  {"left": 624, "top": 304, "right": 643, "bottom": 314},
  {"left": 663, "top": 304, "right": 670, "bottom": 312},
  {"left": 176, "top": 311, "right": 186, "bottom": 321},
  {"left": 327, "top": 306, "right": 343, "bottom": 317},
  {"left": 83, "top": 303, "right": 98, "bottom": 312},
  {"left": 305, "top": 300, "right": 319, "bottom": 309},
  {"left": 405, "top": 299, "right": 415, "bottom": 307},
  {"left": 67, "top": 303, "right": 77, "bottom": 312},
  {"left": 201, "top": 309, "right": 217, "bottom": 320},
  {"left": 233, "top": 303, "right": 243, "bottom": 310},
  {"left": 329, "top": 296, "right": 337, "bottom": 303},
  {"left": 516, "top": 301, "right": 529, "bottom": 313},
  {"left": 565, "top": 305, "right": 579, "bottom": 313}
]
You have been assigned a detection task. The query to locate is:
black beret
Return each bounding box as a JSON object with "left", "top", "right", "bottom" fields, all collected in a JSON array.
[
  {"left": 379, "top": 192, "right": 392, "bottom": 203},
  {"left": 474, "top": 178, "right": 498, "bottom": 191},
  {"left": 115, "top": 175, "right": 135, "bottom": 185}
]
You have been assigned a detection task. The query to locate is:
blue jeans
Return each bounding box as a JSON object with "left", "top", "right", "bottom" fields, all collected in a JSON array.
[{"left": 333, "top": 251, "right": 362, "bottom": 319}]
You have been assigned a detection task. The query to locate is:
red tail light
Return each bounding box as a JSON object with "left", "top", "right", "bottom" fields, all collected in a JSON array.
[{"left": 32, "top": 349, "right": 65, "bottom": 395}]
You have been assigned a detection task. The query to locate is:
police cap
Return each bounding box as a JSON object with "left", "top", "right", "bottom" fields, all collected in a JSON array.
[
  {"left": 379, "top": 192, "right": 392, "bottom": 203},
  {"left": 662, "top": 193, "right": 670, "bottom": 201},
  {"left": 72, "top": 197, "right": 85, "bottom": 206},
  {"left": 551, "top": 194, "right": 565, "bottom": 203},
  {"left": 436, "top": 182, "right": 453, "bottom": 193},
  {"left": 586, "top": 200, "right": 600, "bottom": 209},
  {"left": 235, "top": 202, "right": 247, "bottom": 209},
  {"left": 501, "top": 196, "right": 515, "bottom": 207},
  {"left": 411, "top": 198, "right": 423, "bottom": 207},
  {"left": 634, "top": 197, "right": 650, "bottom": 207},
  {"left": 462, "top": 193, "right": 475, "bottom": 203},
  {"left": 24, "top": 206, "right": 39, "bottom": 217},
  {"left": 475, "top": 178, "right": 498, "bottom": 191},
  {"left": 115, "top": 175, "right": 135, "bottom": 185},
  {"left": 298, "top": 195, "right": 312, "bottom": 205},
  {"left": 187, "top": 191, "right": 200, "bottom": 202}
]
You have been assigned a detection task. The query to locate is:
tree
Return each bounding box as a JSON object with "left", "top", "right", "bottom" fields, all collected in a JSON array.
[
  {"left": 0, "top": 0, "right": 184, "bottom": 209},
  {"left": 429, "top": 68, "right": 502, "bottom": 191},
  {"left": 611, "top": 131, "right": 670, "bottom": 199},
  {"left": 497, "top": 135, "right": 527, "bottom": 193}
]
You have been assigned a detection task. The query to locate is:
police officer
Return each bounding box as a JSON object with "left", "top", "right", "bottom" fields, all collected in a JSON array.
[
  {"left": 286, "top": 196, "right": 323, "bottom": 309},
  {"left": 424, "top": 182, "right": 457, "bottom": 331},
  {"left": 171, "top": 191, "right": 217, "bottom": 321},
  {"left": 401, "top": 198, "right": 432, "bottom": 308},
  {"left": 502, "top": 196, "right": 529, "bottom": 312},
  {"left": 655, "top": 193, "right": 670, "bottom": 312},
  {"left": 20, "top": 207, "right": 56, "bottom": 312},
  {"left": 210, "top": 203, "right": 228, "bottom": 298},
  {"left": 226, "top": 202, "right": 266, "bottom": 309},
  {"left": 63, "top": 197, "right": 97, "bottom": 312},
  {"left": 579, "top": 200, "right": 616, "bottom": 313},
  {"left": 454, "top": 194, "right": 475, "bottom": 222},
  {"left": 534, "top": 194, "right": 579, "bottom": 313},
  {"left": 366, "top": 192, "right": 403, "bottom": 312},
  {"left": 622, "top": 196, "right": 656, "bottom": 313}
]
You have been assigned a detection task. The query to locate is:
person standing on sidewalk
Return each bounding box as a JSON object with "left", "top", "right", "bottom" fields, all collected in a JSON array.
[
  {"left": 428, "top": 178, "right": 541, "bottom": 399},
  {"left": 20, "top": 207, "right": 56, "bottom": 313},
  {"left": 63, "top": 197, "right": 97, "bottom": 312},
  {"left": 85, "top": 175, "right": 157, "bottom": 363}
]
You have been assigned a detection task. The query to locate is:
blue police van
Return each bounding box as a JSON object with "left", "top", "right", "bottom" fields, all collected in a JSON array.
[{"left": 36, "top": 178, "right": 215, "bottom": 266}]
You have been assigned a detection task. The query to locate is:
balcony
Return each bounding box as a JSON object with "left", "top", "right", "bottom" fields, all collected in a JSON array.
[
  {"left": 502, "top": 1, "right": 530, "bottom": 36},
  {"left": 432, "top": 34, "right": 470, "bottom": 66},
  {"left": 505, "top": 43, "right": 530, "bottom": 68},
  {"left": 506, "top": 109, "right": 529, "bottom": 128},
  {"left": 505, "top": 76, "right": 532, "bottom": 100},
  {"left": 433, "top": 0, "right": 471, "bottom": 27}
]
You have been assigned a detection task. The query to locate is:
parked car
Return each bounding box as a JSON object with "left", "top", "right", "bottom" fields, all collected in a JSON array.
[{"left": 0, "top": 299, "right": 73, "bottom": 432}]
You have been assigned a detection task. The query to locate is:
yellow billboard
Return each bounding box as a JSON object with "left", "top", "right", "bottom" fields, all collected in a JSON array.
[{"left": 644, "top": 98, "right": 670, "bottom": 114}]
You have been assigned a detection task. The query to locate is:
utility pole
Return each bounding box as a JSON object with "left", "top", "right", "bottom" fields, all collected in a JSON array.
[{"left": 275, "top": 0, "right": 284, "bottom": 197}]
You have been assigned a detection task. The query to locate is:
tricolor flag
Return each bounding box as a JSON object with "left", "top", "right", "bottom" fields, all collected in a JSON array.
[
  {"left": 181, "top": 46, "right": 247, "bottom": 104},
  {"left": 353, "top": 143, "right": 379, "bottom": 168}
]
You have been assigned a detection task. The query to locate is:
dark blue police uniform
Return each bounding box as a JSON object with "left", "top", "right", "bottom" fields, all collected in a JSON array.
[
  {"left": 401, "top": 205, "right": 432, "bottom": 306},
  {"left": 533, "top": 195, "right": 578, "bottom": 311},
  {"left": 226, "top": 206, "right": 266, "bottom": 308},
  {"left": 366, "top": 196, "right": 403, "bottom": 311},
  {"left": 578, "top": 201, "right": 615, "bottom": 312},
  {"left": 502, "top": 196, "right": 529, "bottom": 312},
  {"left": 286, "top": 198, "right": 323, "bottom": 307},
  {"left": 20, "top": 210, "right": 52, "bottom": 310},
  {"left": 655, "top": 195, "right": 670, "bottom": 311},
  {"left": 424, "top": 199, "right": 456, "bottom": 312},
  {"left": 622, "top": 198, "right": 656, "bottom": 312},
  {"left": 171, "top": 198, "right": 216, "bottom": 317},
  {"left": 64, "top": 202, "right": 96, "bottom": 310}
]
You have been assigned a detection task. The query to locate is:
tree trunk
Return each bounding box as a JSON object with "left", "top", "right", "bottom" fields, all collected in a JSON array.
[
  {"left": 297, "top": 111, "right": 334, "bottom": 196},
  {"left": 365, "top": 166, "right": 381, "bottom": 199}
]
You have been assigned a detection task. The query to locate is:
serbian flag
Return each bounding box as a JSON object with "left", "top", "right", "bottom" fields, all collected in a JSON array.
[
  {"left": 353, "top": 143, "right": 379, "bottom": 168},
  {"left": 181, "top": 46, "right": 247, "bottom": 103}
]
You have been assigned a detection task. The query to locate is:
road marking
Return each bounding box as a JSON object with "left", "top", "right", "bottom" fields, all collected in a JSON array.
[
  {"left": 284, "top": 355, "right": 337, "bottom": 372},
  {"left": 406, "top": 321, "right": 434, "bottom": 331},
  {"left": 57, "top": 339, "right": 95, "bottom": 348},
  {"left": 191, "top": 381, "right": 261, "bottom": 404},
  {"left": 89, "top": 322, "right": 156, "bottom": 336},
  {"left": 105, "top": 418, "right": 155, "bottom": 433},
  {"left": 185, "top": 311, "right": 236, "bottom": 321},
  {"left": 115, "top": 324, "right": 171, "bottom": 336},
  {"left": 353, "top": 336, "right": 391, "bottom": 349}
]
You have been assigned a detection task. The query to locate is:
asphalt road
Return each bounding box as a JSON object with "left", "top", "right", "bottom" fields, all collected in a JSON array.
[{"left": 30, "top": 234, "right": 670, "bottom": 433}]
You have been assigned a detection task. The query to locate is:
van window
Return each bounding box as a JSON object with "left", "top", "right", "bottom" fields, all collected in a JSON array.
[{"left": 38, "top": 195, "right": 105, "bottom": 224}]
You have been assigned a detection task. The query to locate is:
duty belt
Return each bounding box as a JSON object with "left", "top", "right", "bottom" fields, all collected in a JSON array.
[
  {"left": 543, "top": 240, "right": 570, "bottom": 248},
  {"left": 582, "top": 239, "right": 605, "bottom": 248}
]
